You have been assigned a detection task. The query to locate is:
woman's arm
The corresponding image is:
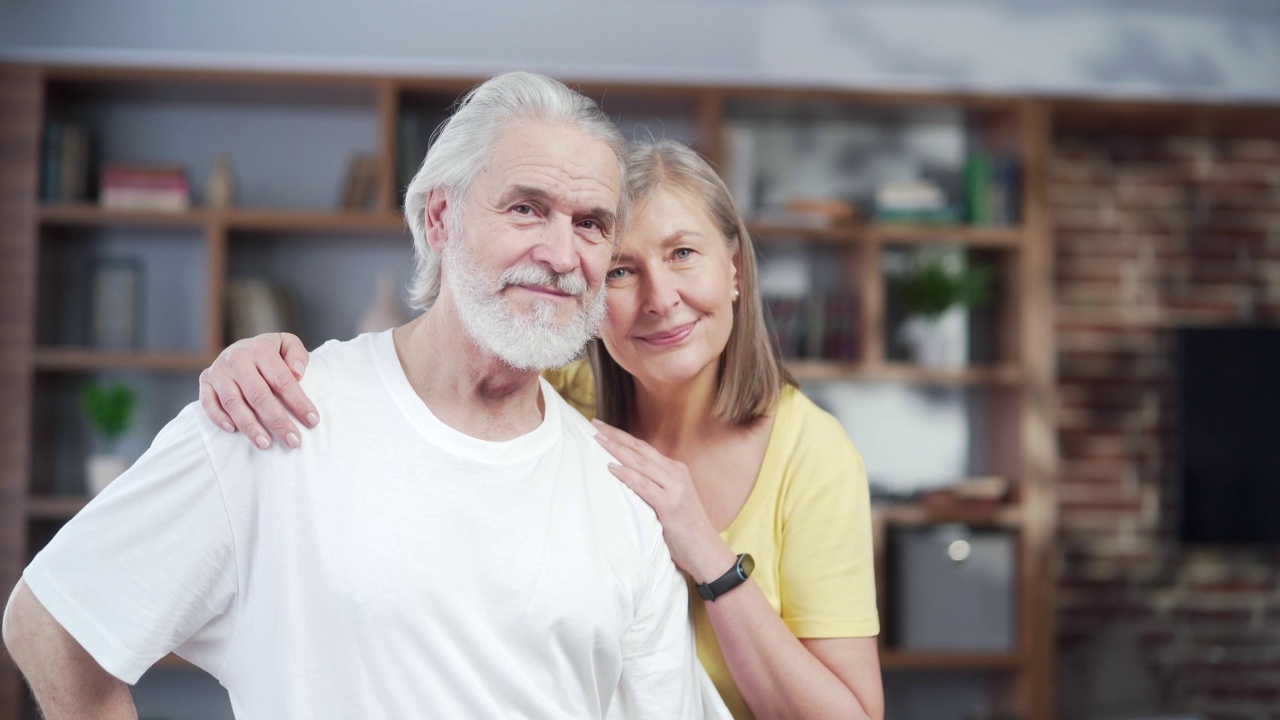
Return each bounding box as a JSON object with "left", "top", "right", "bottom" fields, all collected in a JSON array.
[
  {"left": 591, "top": 421, "right": 883, "bottom": 720},
  {"left": 198, "top": 332, "right": 318, "bottom": 449}
]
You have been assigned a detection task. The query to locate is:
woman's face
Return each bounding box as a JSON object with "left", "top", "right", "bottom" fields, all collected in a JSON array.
[{"left": 600, "top": 185, "right": 739, "bottom": 391}]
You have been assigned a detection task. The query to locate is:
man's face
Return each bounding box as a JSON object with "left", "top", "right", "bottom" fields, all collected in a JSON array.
[{"left": 442, "top": 121, "right": 621, "bottom": 371}]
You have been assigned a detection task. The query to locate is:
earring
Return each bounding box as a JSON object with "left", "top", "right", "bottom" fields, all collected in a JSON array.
[{"left": 732, "top": 289, "right": 740, "bottom": 301}]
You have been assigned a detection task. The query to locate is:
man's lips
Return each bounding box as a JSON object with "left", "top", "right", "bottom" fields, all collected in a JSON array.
[
  {"left": 510, "top": 283, "right": 571, "bottom": 298},
  {"left": 638, "top": 322, "right": 696, "bottom": 346}
]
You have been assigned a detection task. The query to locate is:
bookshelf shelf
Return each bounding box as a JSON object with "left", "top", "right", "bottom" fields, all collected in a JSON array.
[
  {"left": 879, "top": 650, "right": 1024, "bottom": 671},
  {"left": 26, "top": 496, "right": 90, "bottom": 520},
  {"left": 749, "top": 221, "right": 1022, "bottom": 248},
  {"left": 785, "top": 360, "right": 1023, "bottom": 386},
  {"left": 874, "top": 502, "right": 1023, "bottom": 529},
  {"left": 39, "top": 204, "right": 209, "bottom": 228},
  {"left": 33, "top": 350, "right": 212, "bottom": 372},
  {"left": 874, "top": 224, "right": 1022, "bottom": 248},
  {"left": 40, "top": 205, "right": 408, "bottom": 235}
]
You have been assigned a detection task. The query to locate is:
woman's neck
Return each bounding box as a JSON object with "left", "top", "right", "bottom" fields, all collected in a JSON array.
[{"left": 631, "top": 371, "right": 727, "bottom": 459}]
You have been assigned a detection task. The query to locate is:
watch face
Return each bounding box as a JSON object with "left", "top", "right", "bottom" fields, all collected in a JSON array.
[{"left": 737, "top": 553, "right": 755, "bottom": 580}]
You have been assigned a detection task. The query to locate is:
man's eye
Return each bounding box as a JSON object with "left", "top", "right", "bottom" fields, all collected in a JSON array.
[
  {"left": 579, "top": 219, "right": 602, "bottom": 232},
  {"left": 513, "top": 204, "right": 534, "bottom": 215}
]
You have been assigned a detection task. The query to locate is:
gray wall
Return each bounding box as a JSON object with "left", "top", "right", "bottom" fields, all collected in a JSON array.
[{"left": 3, "top": 0, "right": 1280, "bottom": 101}]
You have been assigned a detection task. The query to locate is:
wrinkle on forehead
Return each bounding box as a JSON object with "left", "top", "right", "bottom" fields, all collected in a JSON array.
[{"left": 477, "top": 123, "right": 622, "bottom": 209}]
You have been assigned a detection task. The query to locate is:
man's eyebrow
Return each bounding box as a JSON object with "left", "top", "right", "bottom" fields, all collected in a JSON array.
[
  {"left": 497, "top": 185, "right": 553, "bottom": 206},
  {"left": 588, "top": 206, "right": 618, "bottom": 232}
]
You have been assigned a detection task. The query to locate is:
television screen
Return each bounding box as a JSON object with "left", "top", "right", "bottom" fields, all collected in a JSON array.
[{"left": 1177, "top": 326, "right": 1280, "bottom": 545}]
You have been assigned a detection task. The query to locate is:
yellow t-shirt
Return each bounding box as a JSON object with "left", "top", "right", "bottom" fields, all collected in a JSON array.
[{"left": 543, "top": 361, "right": 880, "bottom": 720}]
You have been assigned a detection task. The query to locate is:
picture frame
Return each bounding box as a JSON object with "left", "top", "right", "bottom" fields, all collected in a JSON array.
[{"left": 86, "top": 256, "right": 144, "bottom": 349}]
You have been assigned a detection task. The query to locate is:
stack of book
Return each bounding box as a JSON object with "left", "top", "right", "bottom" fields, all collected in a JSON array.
[
  {"left": 100, "top": 165, "right": 191, "bottom": 212},
  {"left": 873, "top": 180, "right": 960, "bottom": 224},
  {"left": 818, "top": 292, "right": 860, "bottom": 361},
  {"left": 764, "top": 292, "right": 860, "bottom": 361},
  {"left": 41, "top": 122, "right": 93, "bottom": 203}
]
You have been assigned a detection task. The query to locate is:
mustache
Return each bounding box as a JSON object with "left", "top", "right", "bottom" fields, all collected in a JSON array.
[{"left": 497, "top": 264, "right": 589, "bottom": 298}]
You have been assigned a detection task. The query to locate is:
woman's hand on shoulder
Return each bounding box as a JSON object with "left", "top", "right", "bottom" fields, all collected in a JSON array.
[
  {"left": 591, "top": 419, "right": 733, "bottom": 581},
  {"left": 198, "top": 332, "right": 318, "bottom": 450}
]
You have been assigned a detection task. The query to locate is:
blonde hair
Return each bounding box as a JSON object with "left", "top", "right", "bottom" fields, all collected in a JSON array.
[{"left": 591, "top": 140, "right": 793, "bottom": 431}]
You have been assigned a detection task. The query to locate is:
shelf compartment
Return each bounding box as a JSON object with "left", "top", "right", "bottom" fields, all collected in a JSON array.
[{"left": 225, "top": 210, "right": 406, "bottom": 234}]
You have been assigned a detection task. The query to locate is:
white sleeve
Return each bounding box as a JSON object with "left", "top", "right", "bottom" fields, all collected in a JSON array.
[
  {"left": 609, "top": 528, "right": 731, "bottom": 720},
  {"left": 22, "top": 405, "right": 239, "bottom": 684}
]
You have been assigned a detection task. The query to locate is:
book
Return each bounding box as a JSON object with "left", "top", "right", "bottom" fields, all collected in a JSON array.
[
  {"left": 100, "top": 164, "right": 190, "bottom": 212},
  {"left": 340, "top": 154, "right": 380, "bottom": 210}
]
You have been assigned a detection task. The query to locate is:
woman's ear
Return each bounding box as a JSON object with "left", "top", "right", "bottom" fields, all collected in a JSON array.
[{"left": 423, "top": 188, "right": 451, "bottom": 253}]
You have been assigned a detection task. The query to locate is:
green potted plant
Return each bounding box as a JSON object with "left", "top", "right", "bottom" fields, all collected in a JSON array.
[
  {"left": 893, "top": 248, "right": 992, "bottom": 368},
  {"left": 80, "top": 381, "right": 139, "bottom": 495}
]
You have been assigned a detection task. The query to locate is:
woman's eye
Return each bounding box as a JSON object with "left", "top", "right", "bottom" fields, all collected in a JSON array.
[
  {"left": 606, "top": 267, "right": 630, "bottom": 280},
  {"left": 673, "top": 248, "right": 694, "bottom": 260}
]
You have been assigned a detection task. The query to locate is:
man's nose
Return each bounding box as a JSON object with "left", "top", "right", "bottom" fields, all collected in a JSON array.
[{"left": 529, "top": 216, "right": 579, "bottom": 276}]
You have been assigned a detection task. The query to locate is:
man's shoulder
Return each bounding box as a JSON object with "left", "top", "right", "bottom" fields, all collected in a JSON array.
[{"left": 297, "top": 332, "right": 385, "bottom": 394}]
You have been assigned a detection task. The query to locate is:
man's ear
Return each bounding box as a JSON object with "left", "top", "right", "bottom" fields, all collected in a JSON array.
[{"left": 424, "top": 188, "right": 451, "bottom": 253}]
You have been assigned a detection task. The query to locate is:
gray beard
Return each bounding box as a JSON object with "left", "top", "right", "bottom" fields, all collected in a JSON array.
[{"left": 442, "top": 235, "right": 607, "bottom": 372}]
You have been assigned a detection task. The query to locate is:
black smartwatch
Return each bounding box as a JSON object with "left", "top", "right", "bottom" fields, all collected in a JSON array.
[{"left": 695, "top": 553, "right": 754, "bottom": 601}]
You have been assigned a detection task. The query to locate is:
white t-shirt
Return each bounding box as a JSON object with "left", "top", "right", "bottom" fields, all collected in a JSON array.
[{"left": 24, "top": 331, "right": 729, "bottom": 720}]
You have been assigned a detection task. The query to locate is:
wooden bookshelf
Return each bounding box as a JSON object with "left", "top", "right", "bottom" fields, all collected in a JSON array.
[{"left": 0, "top": 62, "right": 1062, "bottom": 720}]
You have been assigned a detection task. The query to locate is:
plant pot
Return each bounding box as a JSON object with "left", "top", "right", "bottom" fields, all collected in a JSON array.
[
  {"left": 898, "top": 308, "right": 968, "bottom": 369},
  {"left": 85, "top": 454, "right": 128, "bottom": 495}
]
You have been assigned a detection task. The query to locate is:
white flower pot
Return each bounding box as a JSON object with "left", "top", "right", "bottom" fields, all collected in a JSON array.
[
  {"left": 899, "top": 307, "right": 968, "bottom": 369},
  {"left": 85, "top": 454, "right": 128, "bottom": 495}
]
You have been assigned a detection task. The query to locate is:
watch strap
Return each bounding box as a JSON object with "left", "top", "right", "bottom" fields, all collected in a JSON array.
[{"left": 695, "top": 553, "right": 753, "bottom": 602}]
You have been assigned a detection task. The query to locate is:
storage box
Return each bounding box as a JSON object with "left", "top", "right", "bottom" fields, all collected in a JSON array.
[{"left": 890, "top": 526, "right": 1017, "bottom": 652}]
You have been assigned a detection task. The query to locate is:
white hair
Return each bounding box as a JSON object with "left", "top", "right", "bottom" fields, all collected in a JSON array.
[{"left": 403, "top": 71, "right": 629, "bottom": 310}]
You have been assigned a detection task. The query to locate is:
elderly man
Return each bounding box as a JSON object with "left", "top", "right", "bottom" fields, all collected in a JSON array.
[{"left": 3, "top": 72, "right": 729, "bottom": 720}]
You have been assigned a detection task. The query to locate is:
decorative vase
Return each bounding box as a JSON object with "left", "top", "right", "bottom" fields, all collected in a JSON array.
[
  {"left": 85, "top": 453, "right": 128, "bottom": 495},
  {"left": 898, "top": 306, "right": 968, "bottom": 369},
  {"left": 206, "top": 154, "right": 236, "bottom": 209},
  {"left": 356, "top": 271, "right": 405, "bottom": 335}
]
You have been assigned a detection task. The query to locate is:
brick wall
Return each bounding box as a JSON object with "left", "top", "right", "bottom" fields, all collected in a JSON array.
[{"left": 1052, "top": 131, "right": 1280, "bottom": 719}]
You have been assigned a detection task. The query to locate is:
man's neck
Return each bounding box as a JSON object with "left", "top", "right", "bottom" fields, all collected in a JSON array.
[{"left": 392, "top": 300, "right": 545, "bottom": 441}]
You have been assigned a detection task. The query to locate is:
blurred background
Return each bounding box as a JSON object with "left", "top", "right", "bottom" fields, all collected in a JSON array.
[{"left": 2, "top": 1, "right": 1279, "bottom": 719}]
